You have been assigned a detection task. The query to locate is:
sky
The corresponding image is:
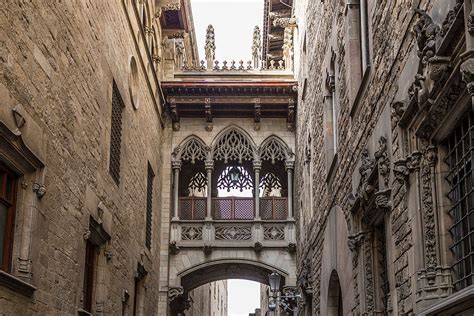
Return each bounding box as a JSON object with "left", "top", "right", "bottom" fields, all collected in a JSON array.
[
  {"left": 190, "top": 1, "right": 265, "bottom": 314},
  {"left": 227, "top": 280, "right": 261, "bottom": 316},
  {"left": 191, "top": 0, "right": 264, "bottom": 62}
]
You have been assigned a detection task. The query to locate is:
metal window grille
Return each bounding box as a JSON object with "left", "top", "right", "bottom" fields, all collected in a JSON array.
[
  {"left": 145, "top": 163, "right": 154, "bottom": 250},
  {"left": 109, "top": 81, "right": 125, "bottom": 185},
  {"left": 446, "top": 110, "right": 474, "bottom": 291}
]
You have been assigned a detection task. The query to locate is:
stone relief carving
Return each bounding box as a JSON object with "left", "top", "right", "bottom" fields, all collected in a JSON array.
[
  {"left": 439, "top": 0, "right": 464, "bottom": 38},
  {"left": 181, "top": 226, "right": 203, "bottom": 241},
  {"left": 251, "top": 26, "right": 261, "bottom": 69},
  {"left": 375, "top": 136, "right": 390, "bottom": 189},
  {"left": 263, "top": 225, "right": 285, "bottom": 240},
  {"left": 162, "top": 2, "right": 180, "bottom": 11},
  {"left": 420, "top": 145, "right": 438, "bottom": 271},
  {"left": 168, "top": 286, "right": 184, "bottom": 302},
  {"left": 297, "top": 258, "right": 313, "bottom": 294},
  {"left": 273, "top": 17, "right": 297, "bottom": 28},
  {"left": 414, "top": 9, "right": 439, "bottom": 66},
  {"left": 214, "top": 226, "right": 252, "bottom": 240},
  {"left": 169, "top": 241, "right": 180, "bottom": 255},
  {"left": 205, "top": 24, "right": 216, "bottom": 69}
]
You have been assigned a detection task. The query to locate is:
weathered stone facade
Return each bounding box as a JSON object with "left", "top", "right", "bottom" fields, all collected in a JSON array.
[
  {"left": 0, "top": 0, "right": 188, "bottom": 314},
  {"left": 294, "top": 0, "right": 474, "bottom": 315},
  {"left": 185, "top": 280, "right": 228, "bottom": 316}
]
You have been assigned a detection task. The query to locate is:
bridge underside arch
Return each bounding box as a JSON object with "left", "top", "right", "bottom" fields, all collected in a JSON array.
[{"left": 179, "top": 259, "right": 288, "bottom": 292}]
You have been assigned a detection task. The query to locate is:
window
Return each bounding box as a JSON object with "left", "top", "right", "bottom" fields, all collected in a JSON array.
[
  {"left": 83, "top": 241, "right": 96, "bottom": 312},
  {"left": 324, "top": 52, "right": 338, "bottom": 174},
  {"left": 0, "top": 164, "right": 17, "bottom": 272},
  {"left": 360, "top": 0, "right": 370, "bottom": 74},
  {"left": 446, "top": 111, "right": 474, "bottom": 290},
  {"left": 109, "top": 80, "right": 125, "bottom": 185},
  {"left": 145, "top": 163, "right": 155, "bottom": 249}
]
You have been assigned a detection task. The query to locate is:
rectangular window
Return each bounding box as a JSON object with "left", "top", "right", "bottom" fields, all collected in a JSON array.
[
  {"left": 83, "top": 241, "right": 96, "bottom": 312},
  {"left": 447, "top": 111, "right": 474, "bottom": 291},
  {"left": 109, "top": 80, "right": 125, "bottom": 185},
  {"left": 0, "top": 163, "right": 17, "bottom": 272},
  {"left": 145, "top": 163, "right": 155, "bottom": 249}
]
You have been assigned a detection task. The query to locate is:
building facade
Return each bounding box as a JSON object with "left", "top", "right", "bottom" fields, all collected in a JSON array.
[
  {"left": 0, "top": 0, "right": 197, "bottom": 315},
  {"left": 294, "top": 0, "right": 474, "bottom": 315},
  {"left": 2, "top": 0, "right": 474, "bottom": 315},
  {"left": 185, "top": 280, "right": 228, "bottom": 316}
]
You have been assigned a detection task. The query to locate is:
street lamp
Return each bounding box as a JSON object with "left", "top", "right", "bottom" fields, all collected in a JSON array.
[
  {"left": 269, "top": 271, "right": 281, "bottom": 292},
  {"left": 268, "top": 272, "right": 301, "bottom": 315},
  {"left": 229, "top": 166, "right": 241, "bottom": 183}
]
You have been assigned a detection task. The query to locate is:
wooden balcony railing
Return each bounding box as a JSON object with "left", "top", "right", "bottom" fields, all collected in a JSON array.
[
  {"left": 212, "top": 197, "right": 255, "bottom": 220},
  {"left": 179, "top": 197, "right": 207, "bottom": 220},
  {"left": 178, "top": 196, "right": 288, "bottom": 220},
  {"left": 260, "top": 197, "right": 288, "bottom": 220}
]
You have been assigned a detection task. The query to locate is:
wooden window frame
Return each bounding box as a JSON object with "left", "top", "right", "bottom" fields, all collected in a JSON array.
[{"left": 0, "top": 163, "right": 18, "bottom": 272}]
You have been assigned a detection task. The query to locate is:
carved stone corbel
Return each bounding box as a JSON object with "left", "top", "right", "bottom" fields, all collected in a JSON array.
[
  {"left": 32, "top": 182, "right": 46, "bottom": 199},
  {"left": 287, "top": 99, "right": 295, "bottom": 131},
  {"left": 254, "top": 98, "right": 261, "bottom": 131},
  {"left": 427, "top": 56, "right": 451, "bottom": 82},
  {"left": 205, "top": 98, "right": 213, "bottom": 132},
  {"left": 168, "top": 286, "right": 184, "bottom": 302},
  {"left": 169, "top": 98, "right": 180, "bottom": 131}
]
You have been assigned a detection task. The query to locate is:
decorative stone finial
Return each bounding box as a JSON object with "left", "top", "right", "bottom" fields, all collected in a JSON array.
[
  {"left": 205, "top": 24, "right": 216, "bottom": 70},
  {"left": 282, "top": 28, "right": 293, "bottom": 71},
  {"left": 251, "top": 26, "right": 261, "bottom": 69}
]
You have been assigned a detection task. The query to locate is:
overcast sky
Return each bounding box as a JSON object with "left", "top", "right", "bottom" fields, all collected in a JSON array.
[
  {"left": 190, "top": 2, "right": 265, "bottom": 315},
  {"left": 191, "top": 0, "right": 264, "bottom": 63}
]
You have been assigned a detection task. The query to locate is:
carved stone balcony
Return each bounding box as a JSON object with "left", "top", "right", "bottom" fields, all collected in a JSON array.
[
  {"left": 173, "top": 195, "right": 294, "bottom": 248},
  {"left": 170, "top": 217, "right": 295, "bottom": 249}
]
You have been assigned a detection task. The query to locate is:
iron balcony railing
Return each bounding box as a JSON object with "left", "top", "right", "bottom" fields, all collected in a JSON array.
[{"left": 178, "top": 197, "right": 288, "bottom": 220}]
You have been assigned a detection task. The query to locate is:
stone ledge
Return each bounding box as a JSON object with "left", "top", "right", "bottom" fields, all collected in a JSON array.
[
  {"left": 0, "top": 270, "right": 36, "bottom": 298},
  {"left": 418, "top": 285, "right": 474, "bottom": 315}
]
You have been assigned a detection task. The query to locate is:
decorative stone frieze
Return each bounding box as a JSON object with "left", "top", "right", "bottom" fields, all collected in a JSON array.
[
  {"left": 420, "top": 145, "right": 438, "bottom": 271},
  {"left": 273, "top": 17, "right": 297, "bottom": 29},
  {"left": 162, "top": 2, "right": 180, "bottom": 11}
]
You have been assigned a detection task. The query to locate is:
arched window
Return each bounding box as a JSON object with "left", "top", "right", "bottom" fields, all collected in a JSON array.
[{"left": 213, "top": 128, "right": 254, "bottom": 163}]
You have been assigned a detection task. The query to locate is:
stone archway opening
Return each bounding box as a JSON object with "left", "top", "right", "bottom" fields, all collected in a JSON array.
[
  {"left": 180, "top": 260, "right": 287, "bottom": 292},
  {"left": 327, "top": 270, "right": 343, "bottom": 316}
]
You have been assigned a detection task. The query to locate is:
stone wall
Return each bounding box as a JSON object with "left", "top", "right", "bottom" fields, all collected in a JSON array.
[
  {"left": 185, "top": 280, "right": 228, "bottom": 316},
  {"left": 0, "top": 0, "right": 167, "bottom": 314}
]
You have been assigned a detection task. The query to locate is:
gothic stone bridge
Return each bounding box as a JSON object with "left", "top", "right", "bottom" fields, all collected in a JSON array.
[{"left": 161, "top": 67, "right": 298, "bottom": 313}]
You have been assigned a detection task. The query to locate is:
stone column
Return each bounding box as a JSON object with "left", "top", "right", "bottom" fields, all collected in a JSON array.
[
  {"left": 253, "top": 160, "right": 262, "bottom": 219},
  {"left": 205, "top": 160, "right": 214, "bottom": 219},
  {"left": 285, "top": 161, "right": 295, "bottom": 219},
  {"left": 172, "top": 160, "right": 182, "bottom": 220}
]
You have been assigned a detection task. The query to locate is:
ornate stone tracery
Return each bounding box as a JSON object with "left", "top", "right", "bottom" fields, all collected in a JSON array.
[
  {"left": 259, "top": 172, "right": 283, "bottom": 194},
  {"left": 174, "top": 136, "right": 208, "bottom": 163},
  {"left": 259, "top": 137, "right": 291, "bottom": 163},
  {"left": 212, "top": 129, "right": 254, "bottom": 163},
  {"left": 217, "top": 166, "right": 253, "bottom": 192}
]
